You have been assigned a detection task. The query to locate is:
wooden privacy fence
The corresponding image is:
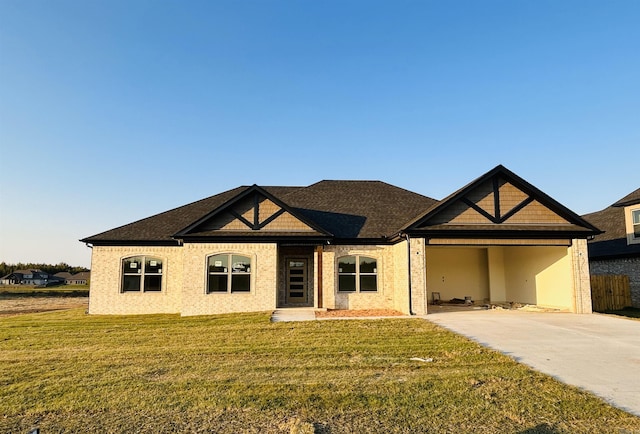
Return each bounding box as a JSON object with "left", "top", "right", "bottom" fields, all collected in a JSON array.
[{"left": 591, "top": 275, "right": 631, "bottom": 311}]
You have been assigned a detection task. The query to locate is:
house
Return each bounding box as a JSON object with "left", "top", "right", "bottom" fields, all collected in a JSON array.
[
  {"left": 0, "top": 269, "right": 65, "bottom": 286},
  {"left": 66, "top": 271, "right": 90, "bottom": 285},
  {"left": 582, "top": 188, "right": 640, "bottom": 307},
  {"left": 54, "top": 272, "right": 73, "bottom": 281},
  {"left": 80, "top": 165, "right": 600, "bottom": 316}
]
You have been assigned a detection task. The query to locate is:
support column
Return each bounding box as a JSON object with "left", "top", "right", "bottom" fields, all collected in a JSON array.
[
  {"left": 316, "top": 245, "right": 323, "bottom": 308},
  {"left": 487, "top": 247, "right": 506, "bottom": 303},
  {"left": 409, "top": 237, "right": 427, "bottom": 315},
  {"left": 571, "top": 239, "right": 592, "bottom": 313}
]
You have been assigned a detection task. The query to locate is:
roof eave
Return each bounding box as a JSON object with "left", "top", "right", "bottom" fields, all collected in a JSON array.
[
  {"left": 79, "top": 239, "right": 181, "bottom": 247},
  {"left": 405, "top": 228, "right": 598, "bottom": 240}
]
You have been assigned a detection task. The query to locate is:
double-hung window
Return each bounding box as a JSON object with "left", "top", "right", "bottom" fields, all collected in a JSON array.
[
  {"left": 630, "top": 208, "right": 640, "bottom": 244},
  {"left": 122, "top": 256, "right": 163, "bottom": 292},
  {"left": 338, "top": 255, "right": 378, "bottom": 292},
  {"left": 207, "top": 254, "right": 252, "bottom": 293}
]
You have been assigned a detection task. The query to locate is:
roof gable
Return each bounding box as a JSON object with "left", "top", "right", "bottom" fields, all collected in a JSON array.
[
  {"left": 174, "top": 185, "right": 331, "bottom": 238},
  {"left": 405, "top": 165, "right": 600, "bottom": 237}
]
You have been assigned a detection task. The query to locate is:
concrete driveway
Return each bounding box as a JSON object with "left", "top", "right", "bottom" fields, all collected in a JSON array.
[{"left": 425, "top": 310, "right": 640, "bottom": 417}]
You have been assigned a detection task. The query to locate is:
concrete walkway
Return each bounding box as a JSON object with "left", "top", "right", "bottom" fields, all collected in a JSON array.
[
  {"left": 270, "top": 308, "right": 317, "bottom": 322},
  {"left": 425, "top": 310, "right": 640, "bottom": 417}
]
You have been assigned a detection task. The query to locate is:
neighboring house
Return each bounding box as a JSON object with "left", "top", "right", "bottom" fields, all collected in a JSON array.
[
  {"left": 583, "top": 188, "right": 640, "bottom": 307},
  {"left": 0, "top": 269, "right": 65, "bottom": 286},
  {"left": 67, "top": 271, "right": 90, "bottom": 285},
  {"left": 54, "top": 272, "right": 73, "bottom": 281},
  {"left": 81, "top": 165, "right": 600, "bottom": 316}
]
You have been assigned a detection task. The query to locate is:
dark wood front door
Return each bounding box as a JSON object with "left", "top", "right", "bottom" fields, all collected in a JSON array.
[{"left": 286, "top": 259, "right": 307, "bottom": 304}]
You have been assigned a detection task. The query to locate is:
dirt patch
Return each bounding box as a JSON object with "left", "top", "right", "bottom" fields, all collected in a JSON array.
[
  {"left": 315, "top": 309, "right": 405, "bottom": 318},
  {"left": 0, "top": 296, "right": 88, "bottom": 317}
]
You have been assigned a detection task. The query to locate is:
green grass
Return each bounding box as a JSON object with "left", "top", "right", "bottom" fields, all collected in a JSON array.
[{"left": 1, "top": 310, "right": 639, "bottom": 433}]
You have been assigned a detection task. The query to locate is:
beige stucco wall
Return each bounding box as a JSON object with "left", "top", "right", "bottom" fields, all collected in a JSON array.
[
  {"left": 425, "top": 247, "right": 491, "bottom": 304},
  {"left": 424, "top": 242, "right": 586, "bottom": 313},
  {"left": 487, "top": 247, "right": 507, "bottom": 302},
  {"left": 503, "top": 246, "right": 573, "bottom": 309},
  {"left": 88, "top": 245, "right": 183, "bottom": 315},
  {"left": 181, "top": 243, "right": 278, "bottom": 316}
]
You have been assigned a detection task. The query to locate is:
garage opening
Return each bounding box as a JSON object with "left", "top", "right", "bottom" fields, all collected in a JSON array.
[{"left": 425, "top": 245, "right": 574, "bottom": 311}]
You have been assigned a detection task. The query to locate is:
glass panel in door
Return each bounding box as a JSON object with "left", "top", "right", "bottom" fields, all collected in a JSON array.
[{"left": 287, "top": 259, "right": 307, "bottom": 303}]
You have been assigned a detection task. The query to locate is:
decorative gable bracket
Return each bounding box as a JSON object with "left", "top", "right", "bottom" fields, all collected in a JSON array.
[
  {"left": 228, "top": 192, "right": 287, "bottom": 231},
  {"left": 460, "top": 177, "right": 535, "bottom": 224},
  {"left": 173, "top": 184, "right": 333, "bottom": 238}
]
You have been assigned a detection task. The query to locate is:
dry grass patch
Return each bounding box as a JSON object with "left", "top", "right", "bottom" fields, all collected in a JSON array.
[
  {"left": 315, "top": 309, "right": 405, "bottom": 318},
  {"left": 1, "top": 309, "right": 639, "bottom": 433}
]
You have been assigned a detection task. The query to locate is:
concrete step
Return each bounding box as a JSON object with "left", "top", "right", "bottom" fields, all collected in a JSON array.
[{"left": 271, "top": 308, "right": 317, "bottom": 322}]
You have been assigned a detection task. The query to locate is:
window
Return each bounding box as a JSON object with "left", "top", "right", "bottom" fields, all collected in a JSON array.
[
  {"left": 625, "top": 207, "right": 640, "bottom": 245},
  {"left": 207, "top": 254, "right": 252, "bottom": 293},
  {"left": 338, "top": 255, "right": 378, "bottom": 292},
  {"left": 122, "top": 256, "right": 163, "bottom": 292}
]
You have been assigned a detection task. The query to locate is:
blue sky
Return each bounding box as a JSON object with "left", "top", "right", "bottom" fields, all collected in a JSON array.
[{"left": 1, "top": 0, "right": 638, "bottom": 268}]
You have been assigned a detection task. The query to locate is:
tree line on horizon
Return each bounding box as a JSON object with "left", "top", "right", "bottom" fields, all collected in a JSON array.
[{"left": 0, "top": 262, "right": 90, "bottom": 277}]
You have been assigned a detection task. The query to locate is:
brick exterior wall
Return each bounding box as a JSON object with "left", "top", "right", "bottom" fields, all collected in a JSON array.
[
  {"left": 181, "top": 243, "right": 278, "bottom": 316},
  {"left": 392, "top": 241, "right": 410, "bottom": 314},
  {"left": 590, "top": 257, "right": 640, "bottom": 308},
  {"left": 409, "top": 237, "right": 428, "bottom": 315},
  {"left": 88, "top": 246, "right": 183, "bottom": 315},
  {"left": 570, "top": 238, "right": 593, "bottom": 313},
  {"left": 320, "top": 244, "right": 403, "bottom": 312}
]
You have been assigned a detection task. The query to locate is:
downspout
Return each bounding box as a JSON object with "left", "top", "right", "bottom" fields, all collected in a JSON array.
[{"left": 403, "top": 232, "right": 414, "bottom": 315}]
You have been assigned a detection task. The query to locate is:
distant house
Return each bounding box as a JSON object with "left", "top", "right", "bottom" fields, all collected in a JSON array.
[
  {"left": 66, "top": 271, "right": 90, "bottom": 285},
  {"left": 0, "top": 269, "right": 65, "bottom": 286},
  {"left": 54, "top": 272, "right": 73, "bottom": 281},
  {"left": 81, "top": 165, "right": 600, "bottom": 316},
  {"left": 583, "top": 188, "right": 640, "bottom": 307}
]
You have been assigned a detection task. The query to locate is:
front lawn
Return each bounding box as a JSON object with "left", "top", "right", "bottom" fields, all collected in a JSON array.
[{"left": 1, "top": 310, "right": 638, "bottom": 433}]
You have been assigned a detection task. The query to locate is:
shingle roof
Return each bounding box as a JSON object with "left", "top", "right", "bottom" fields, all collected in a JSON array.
[
  {"left": 281, "top": 180, "right": 438, "bottom": 239},
  {"left": 81, "top": 187, "right": 251, "bottom": 243},
  {"left": 81, "top": 168, "right": 599, "bottom": 245},
  {"left": 81, "top": 181, "right": 437, "bottom": 244}
]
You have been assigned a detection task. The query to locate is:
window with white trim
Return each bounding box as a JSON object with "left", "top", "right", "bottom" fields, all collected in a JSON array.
[
  {"left": 338, "top": 255, "right": 378, "bottom": 292},
  {"left": 207, "top": 254, "right": 252, "bottom": 293},
  {"left": 632, "top": 209, "right": 640, "bottom": 241},
  {"left": 122, "top": 256, "right": 163, "bottom": 292}
]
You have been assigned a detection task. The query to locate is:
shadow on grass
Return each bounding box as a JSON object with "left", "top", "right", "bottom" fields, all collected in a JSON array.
[{"left": 519, "top": 424, "right": 561, "bottom": 434}]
